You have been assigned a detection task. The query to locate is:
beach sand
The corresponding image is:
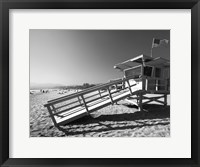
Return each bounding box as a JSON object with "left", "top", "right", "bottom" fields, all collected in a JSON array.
[{"left": 30, "top": 90, "right": 170, "bottom": 137}]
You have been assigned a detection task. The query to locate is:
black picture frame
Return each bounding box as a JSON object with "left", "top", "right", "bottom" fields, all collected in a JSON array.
[{"left": 0, "top": 0, "right": 199, "bottom": 166}]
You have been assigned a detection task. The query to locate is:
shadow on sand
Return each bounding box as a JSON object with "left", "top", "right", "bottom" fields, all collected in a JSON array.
[{"left": 58, "top": 104, "right": 170, "bottom": 136}]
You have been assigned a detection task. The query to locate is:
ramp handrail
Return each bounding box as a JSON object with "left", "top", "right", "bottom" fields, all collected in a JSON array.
[{"left": 44, "top": 75, "right": 138, "bottom": 107}]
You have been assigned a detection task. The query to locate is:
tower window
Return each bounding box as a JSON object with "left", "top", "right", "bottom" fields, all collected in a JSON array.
[
  {"left": 155, "top": 68, "right": 161, "bottom": 78},
  {"left": 144, "top": 66, "right": 153, "bottom": 77}
]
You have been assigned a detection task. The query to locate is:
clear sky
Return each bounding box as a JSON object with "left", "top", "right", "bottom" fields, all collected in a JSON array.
[{"left": 30, "top": 30, "right": 170, "bottom": 86}]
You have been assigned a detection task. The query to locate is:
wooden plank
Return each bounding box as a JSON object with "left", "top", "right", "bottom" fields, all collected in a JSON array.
[
  {"left": 155, "top": 99, "right": 165, "bottom": 104},
  {"left": 84, "top": 91, "right": 100, "bottom": 100},
  {"left": 53, "top": 98, "right": 80, "bottom": 110},
  {"left": 87, "top": 96, "right": 110, "bottom": 107},
  {"left": 143, "top": 95, "right": 164, "bottom": 100},
  {"left": 142, "top": 95, "right": 165, "bottom": 105},
  {"left": 126, "top": 96, "right": 139, "bottom": 100},
  {"left": 54, "top": 106, "right": 85, "bottom": 118},
  {"left": 50, "top": 102, "right": 83, "bottom": 116},
  {"left": 51, "top": 104, "right": 84, "bottom": 117},
  {"left": 125, "top": 99, "right": 138, "bottom": 106},
  {"left": 56, "top": 109, "right": 88, "bottom": 125},
  {"left": 143, "top": 99, "right": 153, "bottom": 105},
  {"left": 88, "top": 90, "right": 133, "bottom": 112},
  {"left": 84, "top": 93, "right": 109, "bottom": 105},
  {"left": 146, "top": 90, "right": 170, "bottom": 94}
]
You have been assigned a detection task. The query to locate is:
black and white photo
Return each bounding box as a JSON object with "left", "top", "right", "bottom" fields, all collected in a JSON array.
[{"left": 30, "top": 30, "right": 170, "bottom": 137}]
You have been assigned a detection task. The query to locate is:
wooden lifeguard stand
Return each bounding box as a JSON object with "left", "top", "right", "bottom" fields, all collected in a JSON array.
[
  {"left": 44, "top": 54, "right": 170, "bottom": 127},
  {"left": 114, "top": 54, "right": 170, "bottom": 111}
]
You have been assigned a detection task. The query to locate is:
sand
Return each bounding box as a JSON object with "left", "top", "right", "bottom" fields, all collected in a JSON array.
[{"left": 30, "top": 90, "right": 170, "bottom": 137}]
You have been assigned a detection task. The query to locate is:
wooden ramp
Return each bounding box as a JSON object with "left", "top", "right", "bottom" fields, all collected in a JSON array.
[{"left": 44, "top": 76, "right": 140, "bottom": 127}]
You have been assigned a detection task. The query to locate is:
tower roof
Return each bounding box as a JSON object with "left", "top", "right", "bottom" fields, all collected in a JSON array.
[{"left": 114, "top": 54, "right": 169, "bottom": 71}]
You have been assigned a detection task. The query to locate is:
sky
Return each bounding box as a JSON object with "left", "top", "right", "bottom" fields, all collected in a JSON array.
[{"left": 30, "top": 30, "right": 170, "bottom": 86}]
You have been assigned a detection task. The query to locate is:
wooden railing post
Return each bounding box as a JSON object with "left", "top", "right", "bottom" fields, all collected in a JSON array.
[
  {"left": 142, "top": 76, "right": 146, "bottom": 90},
  {"left": 81, "top": 95, "right": 89, "bottom": 113},
  {"left": 126, "top": 79, "right": 133, "bottom": 94},
  {"left": 138, "top": 92, "right": 143, "bottom": 112},
  {"left": 164, "top": 93, "right": 167, "bottom": 107},
  {"left": 47, "top": 105, "right": 58, "bottom": 127},
  {"left": 114, "top": 84, "right": 117, "bottom": 90},
  {"left": 107, "top": 87, "right": 114, "bottom": 105},
  {"left": 156, "top": 79, "right": 158, "bottom": 91},
  {"left": 145, "top": 79, "right": 148, "bottom": 91},
  {"left": 122, "top": 80, "right": 125, "bottom": 89},
  {"left": 51, "top": 105, "right": 56, "bottom": 114},
  {"left": 77, "top": 96, "right": 82, "bottom": 105},
  {"left": 98, "top": 90, "right": 102, "bottom": 98}
]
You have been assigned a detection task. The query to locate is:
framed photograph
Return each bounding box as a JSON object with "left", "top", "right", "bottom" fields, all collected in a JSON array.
[{"left": 0, "top": 0, "right": 199, "bottom": 166}]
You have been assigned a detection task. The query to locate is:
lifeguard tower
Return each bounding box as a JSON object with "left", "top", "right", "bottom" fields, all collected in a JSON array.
[
  {"left": 44, "top": 54, "right": 170, "bottom": 128},
  {"left": 114, "top": 54, "right": 170, "bottom": 111}
]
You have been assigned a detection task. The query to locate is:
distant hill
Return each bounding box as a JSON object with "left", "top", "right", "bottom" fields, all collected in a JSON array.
[
  {"left": 30, "top": 82, "right": 99, "bottom": 90},
  {"left": 30, "top": 83, "right": 65, "bottom": 90}
]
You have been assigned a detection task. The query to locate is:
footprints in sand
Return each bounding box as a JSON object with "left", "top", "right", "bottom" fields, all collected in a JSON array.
[{"left": 30, "top": 91, "right": 170, "bottom": 137}]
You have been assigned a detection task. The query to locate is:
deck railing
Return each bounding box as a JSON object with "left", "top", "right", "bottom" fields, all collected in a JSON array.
[{"left": 141, "top": 76, "right": 169, "bottom": 92}]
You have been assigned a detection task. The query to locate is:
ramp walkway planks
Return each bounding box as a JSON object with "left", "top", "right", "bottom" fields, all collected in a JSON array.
[{"left": 44, "top": 76, "right": 140, "bottom": 127}]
